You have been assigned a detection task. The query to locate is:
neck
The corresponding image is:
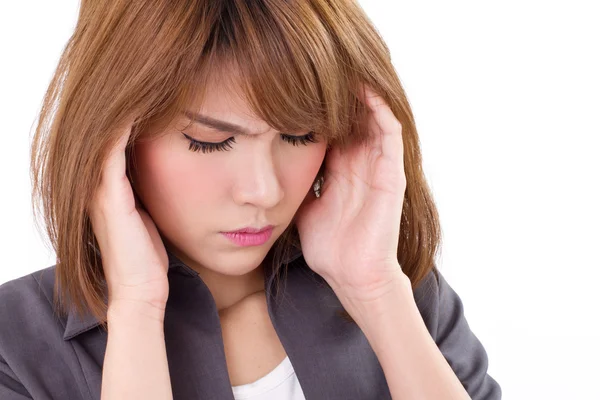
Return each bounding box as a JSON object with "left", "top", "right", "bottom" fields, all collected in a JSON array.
[
  {"left": 202, "top": 263, "right": 266, "bottom": 312},
  {"left": 165, "top": 243, "right": 267, "bottom": 312}
]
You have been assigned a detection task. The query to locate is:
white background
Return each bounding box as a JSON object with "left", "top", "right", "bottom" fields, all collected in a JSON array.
[{"left": 1, "top": 1, "right": 599, "bottom": 399}]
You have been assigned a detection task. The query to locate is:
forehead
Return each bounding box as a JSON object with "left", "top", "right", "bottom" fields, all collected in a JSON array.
[{"left": 186, "top": 68, "right": 272, "bottom": 136}]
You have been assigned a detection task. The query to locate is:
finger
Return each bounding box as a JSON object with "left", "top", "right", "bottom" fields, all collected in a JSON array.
[
  {"left": 101, "top": 124, "right": 131, "bottom": 186},
  {"left": 359, "top": 84, "right": 404, "bottom": 166},
  {"left": 94, "top": 116, "right": 138, "bottom": 217}
]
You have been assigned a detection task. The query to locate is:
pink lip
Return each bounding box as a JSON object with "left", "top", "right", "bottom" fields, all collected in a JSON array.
[
  {"left": 225, "top": 225, "right": 274, "bottom": 234},
  {"left": 221, "top": 225, "right": 274, "bottom": 246}
]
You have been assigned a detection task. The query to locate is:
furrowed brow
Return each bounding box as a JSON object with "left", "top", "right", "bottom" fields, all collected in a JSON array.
[{"left": 183, "top": 111, "right": 265, "bottom": 136}]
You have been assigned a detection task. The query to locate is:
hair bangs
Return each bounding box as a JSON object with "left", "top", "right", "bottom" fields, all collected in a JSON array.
[{"left": 172, "top": 0, "right": 362, "bottom": 145}]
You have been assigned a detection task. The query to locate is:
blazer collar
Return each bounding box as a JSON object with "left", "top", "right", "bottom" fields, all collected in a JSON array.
[{"left": 62, "top": 246, "right": 304, "bottom": 341}]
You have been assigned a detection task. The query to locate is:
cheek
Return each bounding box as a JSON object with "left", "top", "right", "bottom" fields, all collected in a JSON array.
[
  {"left": 131, "top": 139, "right": 226, "bottom": 221},
  {"left": 280, "top": 143, "right": 327, "bottom": 200}
]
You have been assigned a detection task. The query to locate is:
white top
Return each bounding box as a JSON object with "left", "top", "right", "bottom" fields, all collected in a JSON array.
[{"left": 231, "top": 356, "right": 307, "bottom": 400}]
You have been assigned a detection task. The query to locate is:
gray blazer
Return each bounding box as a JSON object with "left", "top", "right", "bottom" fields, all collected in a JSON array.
[{"left": 0, "top": 248, "right": 501, "bottom": 399}]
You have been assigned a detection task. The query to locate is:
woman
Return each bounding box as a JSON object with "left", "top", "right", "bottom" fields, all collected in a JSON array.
[{"left": 0, "top": 0, "right": 501, "bottom": 399}]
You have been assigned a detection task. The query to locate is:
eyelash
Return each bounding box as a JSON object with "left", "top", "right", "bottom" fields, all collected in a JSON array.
[{"left": 182, "top": 131, "right": 319, "bottom": 154}]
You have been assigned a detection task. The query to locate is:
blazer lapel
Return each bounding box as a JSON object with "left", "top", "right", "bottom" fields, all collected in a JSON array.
[
  {"left": 265, "top": 256, "right": 392, "bottom": 399},
  {"left": 163, "top": 249, "right": 236, "bottom": 399},
  {"left": 163, "top": 263, "right": 233, "bottom": 399}
]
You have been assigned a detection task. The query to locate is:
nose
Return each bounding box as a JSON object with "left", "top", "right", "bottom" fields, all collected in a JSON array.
[{"left": 232, "top": 150, "right": 284, "bottom": 209}]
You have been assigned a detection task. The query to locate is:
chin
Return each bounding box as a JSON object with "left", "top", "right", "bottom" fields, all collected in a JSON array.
[{"left": 209, "top": 250, "right": 268, "bottom": 276}]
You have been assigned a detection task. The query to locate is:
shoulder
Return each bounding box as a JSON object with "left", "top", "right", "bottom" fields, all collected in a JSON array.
[
  {"left": 411, "top": 267, "right": 503, "bottom": 399},
  {"left": 0, "top": 264, "right": 61, "bottom": 326},
  {"left": 0, "top": 266, "right": 98, "bottom": 399},
  {"left": 0, "top": 264, "right": 69, "bottom": 357},
  {"left": 411, "top": 266, "right": 480, "bottom": 343}
]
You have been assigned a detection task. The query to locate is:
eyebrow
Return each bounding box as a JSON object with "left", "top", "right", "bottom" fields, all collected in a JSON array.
[{"left": 183, "top": 110, "right": 267, "bottom": 136}]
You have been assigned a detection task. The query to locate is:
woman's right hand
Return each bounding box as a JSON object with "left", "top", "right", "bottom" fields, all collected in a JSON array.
[{"left": 88, "top": 115, "right": 170, "bottom": 313}]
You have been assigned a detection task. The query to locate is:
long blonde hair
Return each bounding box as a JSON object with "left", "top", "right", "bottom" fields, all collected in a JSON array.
[{"left": 31, "top": 0, "right": 441, "bottom": 329}]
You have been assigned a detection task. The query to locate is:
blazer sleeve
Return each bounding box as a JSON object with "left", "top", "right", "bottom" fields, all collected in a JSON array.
[
  {"left": 0, "top": 355, "right": 32, "bottom": 400},
  {"left": 414, "top": 268, "right": 502, "bottom": 400}
]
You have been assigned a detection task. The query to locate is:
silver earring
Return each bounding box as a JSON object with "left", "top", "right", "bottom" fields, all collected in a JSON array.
[{"left": 313, "top": 175, "right": 324, "bottom": 198}]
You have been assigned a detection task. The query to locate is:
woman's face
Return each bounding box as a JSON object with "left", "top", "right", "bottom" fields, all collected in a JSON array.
[{"left": 130, "top": 77, "right": 327, "bottom": 276}]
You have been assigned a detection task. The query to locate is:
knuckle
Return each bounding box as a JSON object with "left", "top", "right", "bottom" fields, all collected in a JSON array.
[{"left": 90, "top": 187, "right": 110, "bottom": 218}]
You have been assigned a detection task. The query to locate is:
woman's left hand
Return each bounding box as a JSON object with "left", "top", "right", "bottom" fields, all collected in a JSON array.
[{"left": 295, "top": 84, "right": 409, "bottom": 303}]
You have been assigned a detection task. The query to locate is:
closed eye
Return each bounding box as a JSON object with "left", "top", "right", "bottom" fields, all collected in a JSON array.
[
  {"left": 280, "top": 131, "right": 318, "bottom": 146},
  {"left": 182, "top": 131, "right": 318, "bottom": 154}
]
